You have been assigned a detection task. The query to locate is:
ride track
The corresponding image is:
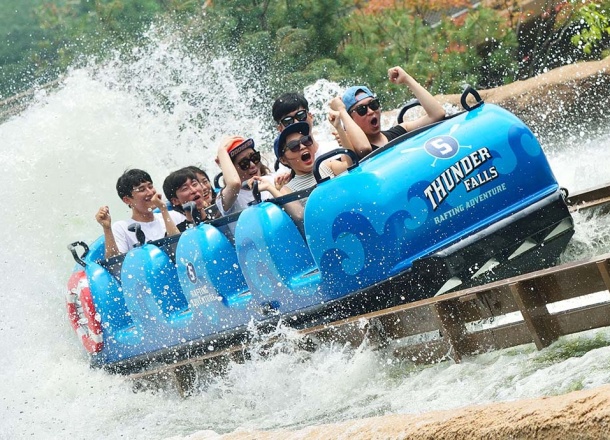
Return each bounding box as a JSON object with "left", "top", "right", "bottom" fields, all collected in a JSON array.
[{"left": 122, "top": 184, "right": 610, "bottom": 397}]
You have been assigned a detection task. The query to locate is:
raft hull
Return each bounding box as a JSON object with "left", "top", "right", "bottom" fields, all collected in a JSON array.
[{"left": 67, "top": 100, "right": 575, "bottom": 374}]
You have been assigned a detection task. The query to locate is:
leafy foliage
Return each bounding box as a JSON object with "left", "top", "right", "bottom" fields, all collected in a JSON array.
[
  {"left": 1, "top": 0, "right": 610, "bottom": 102},
  {"left": 571, "top": 0, "right": 610, "bottom": 55},
  {"left": 338, "top": 3, "right": 518, "bottom": 107}
]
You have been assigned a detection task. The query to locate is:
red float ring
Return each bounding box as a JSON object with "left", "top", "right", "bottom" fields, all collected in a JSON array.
[{"left": 66, "top": 270, "right": 103, "bottom": 353}]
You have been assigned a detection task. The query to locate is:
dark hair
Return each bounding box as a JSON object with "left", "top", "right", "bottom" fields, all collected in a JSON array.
[
  {"left": 162, "top": 168, "right": 200, "bottom": 213},
  {"left": 259, "top": 161, "right": 271, "bottom": 177},
  {"left": 274, "top": 159, "right": 296, "bottom": 179},
  {"left": 116, "top": 169, "right": 153, "bottom": 199},
  {"left": 272, "top": 92, "right": 309, "bottom": 123},
  {"left": 185, "top": 165, "right": 210, "bottom": 183},
  {"left": 185, "top": 165, "right": 216, "bottom": 203}
]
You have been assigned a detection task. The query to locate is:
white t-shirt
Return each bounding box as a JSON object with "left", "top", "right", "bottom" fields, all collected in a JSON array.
[
  {"left": 216, "top": 177, "right": 274, "bottom": 217},
  {"left": 111, "top": 210, "right": 186, "bottom": 253},
  {"left": 285, "top": 163, "right": 334, "bottom": 192}
]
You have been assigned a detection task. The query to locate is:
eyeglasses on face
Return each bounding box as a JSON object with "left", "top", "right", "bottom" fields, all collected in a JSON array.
[
  {"left": 132, "top": 183, "right": 154, "bottom": 194},
  {"left": 284, "top": 135, "right": 313, "bottom": 154},
  {"left": 237, "top": 151, "right": 261, "bottom": 171},
  {"left": 350, "top": 98, "right": 380, "bottom": 116},
  {"left": 280, "top": 109, "right": 308, "bottom": 128}
]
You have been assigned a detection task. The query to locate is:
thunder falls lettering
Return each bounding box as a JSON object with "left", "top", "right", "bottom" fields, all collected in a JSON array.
[{"left": 423, "top": 147, "right": 498, "bottom": 210}]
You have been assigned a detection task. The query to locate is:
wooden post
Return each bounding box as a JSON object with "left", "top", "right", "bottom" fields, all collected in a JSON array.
[
  {"left": 433, "top": 300, "right": 467, "bottom": 363},
  {"left": 173, "top": 364, "right": 197, "bottom": 398},
  {"left": 596, "top": 259, "right": 610, "bottom": 292},
  {"left": 509, "top": 281, "right": 558, "bottom": 350}
]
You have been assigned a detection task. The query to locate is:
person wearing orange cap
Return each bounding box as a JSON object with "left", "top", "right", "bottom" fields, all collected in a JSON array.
[{"left": 215, "top": 136, "right": 274, "bottom": 219}]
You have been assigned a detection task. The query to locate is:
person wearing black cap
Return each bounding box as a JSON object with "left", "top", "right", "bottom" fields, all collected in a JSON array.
[
  {"left": 341, "top": 66, "right": 445, "bottom": 152},
  {"left": 266, "top": 121, "right": 343, "bottom": 193}
]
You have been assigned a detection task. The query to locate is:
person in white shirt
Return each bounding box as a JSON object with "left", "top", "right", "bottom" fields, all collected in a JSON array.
[{"left": 95, "top": 169, "right": 184, "bottom": 259}]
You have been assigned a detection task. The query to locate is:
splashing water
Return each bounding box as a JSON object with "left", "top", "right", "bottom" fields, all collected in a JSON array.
[{"left": 2, "top": 26, "right": 610, "bottom": 440}]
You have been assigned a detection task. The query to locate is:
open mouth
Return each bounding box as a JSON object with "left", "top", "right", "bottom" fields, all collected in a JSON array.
[
  {"left": 370, "top": 116, "right": 379, "bottom": 129},
  {"left": 301, "top": 151, "right": 312, "bottom": 163}
]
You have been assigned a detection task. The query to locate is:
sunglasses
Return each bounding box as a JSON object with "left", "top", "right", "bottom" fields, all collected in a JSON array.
[
  {"left": 280, "top": 109, "right": 308, "bottom": 128},
  {"left": 284, "top": 135, "right": 313, "bottom": 153},
  {"left": 350, "top": 98, "right": 380, "bottom": 116},
  {"left": 236, "top": 151, "right": 261, "bottom": 171}
]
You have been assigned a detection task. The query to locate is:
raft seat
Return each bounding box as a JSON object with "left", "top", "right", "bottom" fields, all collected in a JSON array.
[
  {"left": 175, "top": 223, "right": 251, "bottom": 309},
  {"left": 120, "top": 243, "right": 192, "bottom": 330},
  {"left": 234, "top": 202, "right": 321, "bottom": 313}
]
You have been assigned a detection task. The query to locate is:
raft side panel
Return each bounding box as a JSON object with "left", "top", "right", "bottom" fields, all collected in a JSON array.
[{"left": 304, "top": 103, "right": 562, "bottom": 297}]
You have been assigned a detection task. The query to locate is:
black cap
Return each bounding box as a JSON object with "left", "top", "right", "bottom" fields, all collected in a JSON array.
[{"left": 273, "top": 121, "right": 310, "bottom": 159}]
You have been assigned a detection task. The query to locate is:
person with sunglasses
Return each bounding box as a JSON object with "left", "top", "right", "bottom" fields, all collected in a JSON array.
[
  {"left": 272, "top": 92, "right": 313, "bottom": 133},
  {"left": 214, "top": 136, "right": 274, "bottom": 220},
  {"left": 268, "top": 121, "right": 345, "bottom": 193},
  {"left": 342, "top": 65, "right": 446, "bottom": 153},
  {"left": 251, "top": 122, "right": 352, "bottom": 229}
]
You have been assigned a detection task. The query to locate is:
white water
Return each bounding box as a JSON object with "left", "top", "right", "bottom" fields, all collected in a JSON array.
[{"left": 2, "top": 30, "right": 610, "bottom": 440}]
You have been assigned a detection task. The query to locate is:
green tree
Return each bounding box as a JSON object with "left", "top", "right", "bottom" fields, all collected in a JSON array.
[{"left": 571, "top": 1, "right": 610, "bottom": 55}]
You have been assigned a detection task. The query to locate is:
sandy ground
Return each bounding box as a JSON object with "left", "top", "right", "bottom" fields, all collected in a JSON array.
[{"left": 170, "top": 384, "right": 610, "bottom": 440}]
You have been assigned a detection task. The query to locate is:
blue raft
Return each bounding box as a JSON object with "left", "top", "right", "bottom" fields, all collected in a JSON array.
[{"left": 66, "top": 89, "right": 574, "bottom": 373}]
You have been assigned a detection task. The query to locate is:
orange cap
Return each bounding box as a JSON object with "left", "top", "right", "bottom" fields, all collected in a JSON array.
[{"left": 227, "top": 137, "right": 255, "bottom": 159}]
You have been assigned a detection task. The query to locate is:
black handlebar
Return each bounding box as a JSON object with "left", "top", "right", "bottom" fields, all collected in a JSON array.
[
  {"left": 313, "top": 148, "right": 360, "bottom": 183},
  {"left": 68, "top": 241, "right": 90, "bottom": 268},
  {"left": 182, "top": 201, "right": 204, "bottom": 225},
  {"left": 128, "top": 223, "right": 146, "bottom": 246},
  {"left": 460, "top": 85, "right": 484, "bottom": 111},
  {"left": 397, "top": 98, "right": 421, "bottom": 124},
  {"left": 252, "top": 180, "right": 261, "bottom": 204}
]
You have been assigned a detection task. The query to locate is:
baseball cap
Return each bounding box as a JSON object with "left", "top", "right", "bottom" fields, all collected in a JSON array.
[
  {"left": 342, "top": 86, "right": 376, "bottom": 113},
  {"left": 227, "top": 137, "right": 255, "bottom": 159},
  {"left": 273, "top": 121, "right": 310, "bottom": 159}
]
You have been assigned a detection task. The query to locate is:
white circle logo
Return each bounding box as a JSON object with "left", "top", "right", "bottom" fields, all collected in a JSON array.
[
  {"left": 186, "top": 262, "right": 197, "bottom": 284},
  {"left": 424, "top": 135, "right": 459, "bottom": 159}
]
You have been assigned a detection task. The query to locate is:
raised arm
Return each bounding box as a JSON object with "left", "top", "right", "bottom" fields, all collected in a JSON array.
[
  {"left": 151, "top": 194, "right": 180, "bottom": 236},
  {"left": 329, "top": 96, "right": 372, "bottom": 158},
  {"left": 388, "top": 66, "right": 445, "bottom": 132},
  {"left": 215, "top": 137, "right": 243, "bottom": 213},
  {"left": 95, "top": 206, "right": 120, "bottom": 259}
]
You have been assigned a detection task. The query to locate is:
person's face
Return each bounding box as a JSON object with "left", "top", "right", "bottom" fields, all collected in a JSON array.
[
  {"left": 350, "top": 94, "right": 381, "bottom": 136},
  {"left": 172, "top": 177, "right": 209, "bottom": 210},
  {"left": 194, "top": 172, "right": 213, "bottom": 205},
  {"left": 280, "top": 133, "right": 318, "bottom": 175},
  {"left": 277, "top": 106, "right": 313, "bottom": 132},
  {"left": 124, "top": 181, "right": 157, "bottom": 213},
  {"left": 233, "top": 148, "right": 261, "bottom": 181}
]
